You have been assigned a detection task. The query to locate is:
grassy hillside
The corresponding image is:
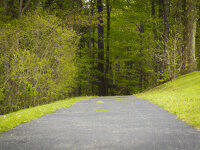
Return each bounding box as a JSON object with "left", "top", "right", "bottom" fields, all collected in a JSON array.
[
  {"left": 136, "top": 71, "right": 200, "bottom": 129},
  {"left": 0, "top": 96, "right": 94, "bottom": 134}
]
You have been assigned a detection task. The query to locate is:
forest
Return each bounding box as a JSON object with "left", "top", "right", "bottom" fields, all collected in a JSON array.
[{"left": 0, "top": 0, "right": 199, "bottom": 114}]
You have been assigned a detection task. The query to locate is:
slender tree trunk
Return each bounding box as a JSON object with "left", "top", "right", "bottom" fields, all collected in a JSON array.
[
  {"left": 87, "top": 0, "right": 93, "bottom": 96},
  {"left": 97, "top": 0, "right": 105, "bottom": 96},
  {"left": 196, "top": 2, "right": 200, "bottom": 70},
  {"left": 182, "top": 0, "right": 197, "bottom": 73},
  {"left": 171, "top": 0, "right": 182, "bottom": 79},
  {"left": 105, "top": 0, "right": 111, "bottom": 95},
  {"left": 151, "top": 0, "right": 159, "bottom": 82},
  {"left": 139, "top": 22, "right": 144, "bottom": 91},
  {"left": 35, "top": 0, "right": 40, "bottom": 10},
  {"left": 2, "top": 0, "right": 8, "bottom": 8},
  {"left": 19, "top": 0, "right": 31, "bottom": 17},
  {"left": 151, "top": 0, "right": 155, "bottom": 15},
  {"left": 162, "top": 0, "right": 169, "bottom": 71},
  {"left": 9, "top": 0, "right": 17, "bottom": 18},
  {"left": 158, "top": 0, "right": 164, "bottom": 75},
  {"left": 152, "top": 0, "right": 157, "bottom": 40},
  {"left": 91, "top": 2, "right": 95, "bottom": 95},
  {"left": 2, "top": 0, "right": 8, "bottom": 15},
  {"left": 159, "top": 0, "right": 163, "bottom": 18},
  {"left": 19, "top": 0, "right": 23, "bottom": 17}
]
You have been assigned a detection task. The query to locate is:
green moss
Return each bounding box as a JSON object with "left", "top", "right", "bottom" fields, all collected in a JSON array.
[
  {"left": 136, "top": 71, "right": 200, "bottom": 129},
  {"left": 0, "top": 96, "right": 95, "bottom": 134}
]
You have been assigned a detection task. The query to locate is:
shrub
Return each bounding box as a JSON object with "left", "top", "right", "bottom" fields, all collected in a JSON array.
[{"left": 0, "top": 12, "right": 79, "bottom": 114}]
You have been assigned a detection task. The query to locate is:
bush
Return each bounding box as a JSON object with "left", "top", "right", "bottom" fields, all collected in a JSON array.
[{"left": 0, "top": 12, "right": 79, "bottom": 114}]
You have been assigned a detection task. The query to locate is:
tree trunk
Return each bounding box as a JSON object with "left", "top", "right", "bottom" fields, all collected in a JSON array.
[
  {"left": 151, "top": 0, "right": 155, "bottom": 15},
  {"left": 87, "top": 0, "right": 93, "bottom": 96},
  {"left": 139, "top": 22, "right": 144, "bottom": 91},
  {"left": 151, "top": 0, "right": 160, "bottom": 85},
  {"left": 19, "top": 0, "right": 31, "bottom": 17},
  {"left": 159, "top": 0, "right": 163, "bottom": 18},
  {"left": 157, "top": 0, "right": 164, "bottom": 75},
  {"left": 19, "top": 0, "right": 23, "bottom": 17},
  {"left": 151, "top": 0, "right": 157, "bottom": 40},
  {"left": 196, "top": 2, "right": 200, "bottom": 70},
  {"left": 162, "top": 0, "right": 169, "bottom": 71},
  {"left": 171, "top": 0, "right": 182, "bottom": 79},
  {"left": 91, "top": 1, "right": 95, "bottom": 95},
  {"left": 35, "top": 0, "right": 40, "bottom": 10},
  {"left": 105, "top": 0, "right": 111, "bottom": 95},
  {"left": 182, "top": 0, "right": 197, "bottom": 73},
  {"left": 97, "top": 0, "right": 105, "bottom": 96},
  {"left": 2, "top": 0, "right": 8, "bottom": 15}
]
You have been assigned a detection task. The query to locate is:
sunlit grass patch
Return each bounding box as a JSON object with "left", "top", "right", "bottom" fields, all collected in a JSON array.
[
  {"left": 136, "top": 71, "right": 200, "bottom": 129},
  {"left": 0, "top": 96, "right": 94, "bottom": 134}
]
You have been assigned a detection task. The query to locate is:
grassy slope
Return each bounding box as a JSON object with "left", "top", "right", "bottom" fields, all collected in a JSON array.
[
  {"left": 136, "top": 71, "right": 200, "bottom": 129},
  {"left": 0, "top": 96, "right": 94, "bottom": 134}
]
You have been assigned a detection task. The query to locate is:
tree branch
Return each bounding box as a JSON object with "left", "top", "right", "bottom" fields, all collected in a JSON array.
[{"left": 22, "top": 0, "right": 32, "bottom": 14}]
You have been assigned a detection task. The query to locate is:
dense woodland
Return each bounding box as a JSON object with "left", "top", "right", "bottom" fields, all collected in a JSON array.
[{"left": 0, "top": 0, "right": 199, "bottom": 114}]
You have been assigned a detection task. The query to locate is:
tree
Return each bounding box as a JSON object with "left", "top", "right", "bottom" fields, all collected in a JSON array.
[
  {"left": 2, "top": 0, "right": 8, "bottom": 15},
  {"left": 97, "top": 0, "right": 106, "bottom": 95},
  {"left": 35, "top": 0, "right": 40, "bottom": 10},
  {"left": 19, "top": 0, "right": 32, "bottom": 17},
  {"left": 182, "top": 0, "right": 197, "bottom": 73},
  {"left": 162, "top": 0, "right": 169, "bottom": 72},
  {"left": 87, "top": 0, "right": 93, "bottom": 96},
  {"left": 105, "top": 0, "right": 111, "bottom": 95},
  {"left": 196, "top": 1, "right": 200, "bottom": 69}
]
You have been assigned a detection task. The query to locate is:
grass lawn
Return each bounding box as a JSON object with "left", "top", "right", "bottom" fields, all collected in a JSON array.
[
  {"left": 136, "top": 71, "right": 200, "bottom": 129},
  {"left": 0, "top": 96, "right": 94, "bottom": 134}
]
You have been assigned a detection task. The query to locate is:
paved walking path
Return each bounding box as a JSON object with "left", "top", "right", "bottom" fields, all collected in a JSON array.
[{"left": 0, "top": 96, "right": 200, "bottom": 150}]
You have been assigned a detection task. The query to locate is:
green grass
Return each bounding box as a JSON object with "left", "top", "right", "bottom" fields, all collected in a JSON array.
[
  {"left": 136, "top": 71, "right": 200, "bottom": 129},
  {"left": 0, "top": 96, "right": 94, "bottom": 134}
]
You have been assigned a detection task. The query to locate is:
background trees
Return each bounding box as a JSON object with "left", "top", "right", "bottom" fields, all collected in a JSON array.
[
  {"left": 75, "top": 0, "right": 199, "bottom": 95},
  {"left": 0, "top": 0, "right": 199, "bottom": 114}
]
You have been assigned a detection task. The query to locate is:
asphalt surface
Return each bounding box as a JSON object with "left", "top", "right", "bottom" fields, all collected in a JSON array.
[{"left": 0, "top": 96, "right": 200, "bottom": 150}]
